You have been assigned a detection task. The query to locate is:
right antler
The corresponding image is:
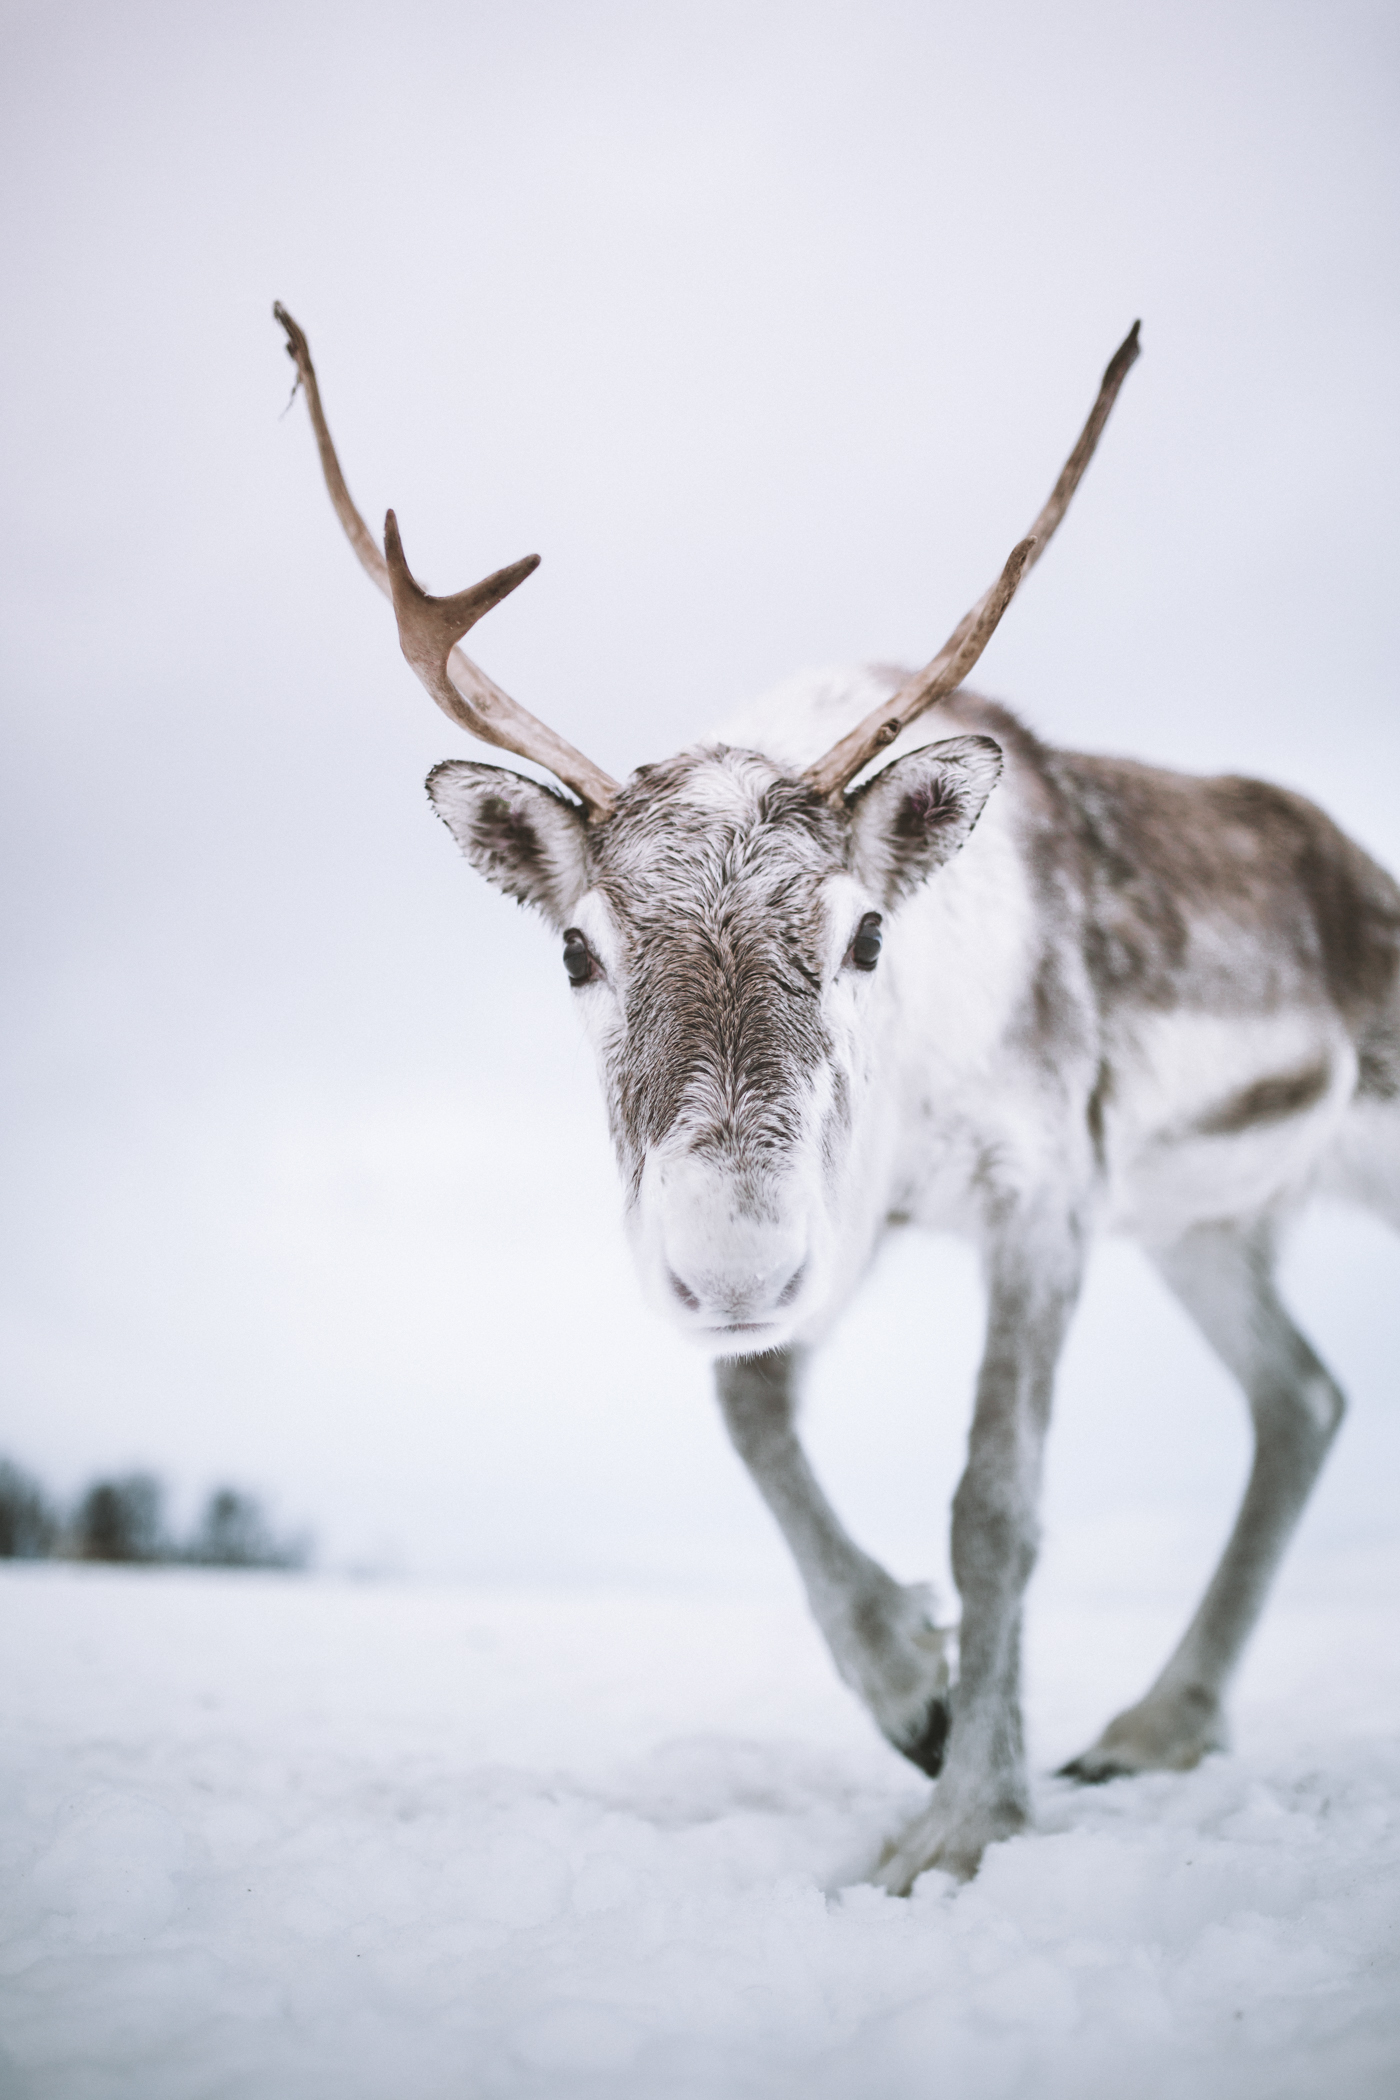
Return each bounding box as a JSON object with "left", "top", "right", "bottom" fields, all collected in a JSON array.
[
  {"left": 274, "top": 303, "right": 620, "bottom": 817},
  {"left": 802, "top": 322, "right": 1142, "bottom": 799}
]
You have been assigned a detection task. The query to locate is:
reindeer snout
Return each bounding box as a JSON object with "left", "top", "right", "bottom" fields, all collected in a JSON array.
[
  {"left": 666, "top": 1253, "right": 807, "bottom": 1329},
  {"left": 647, "top": 1153, "right": 810, "bottom": 1337}
]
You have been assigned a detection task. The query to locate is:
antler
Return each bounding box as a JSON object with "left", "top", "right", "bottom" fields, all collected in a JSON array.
[
  {"left": 274, "top": 303, "right": 620, "bottom": 817},
  {"left": 803, "top": 321, "right": 1142, "bottom": 800},
  {"left": 382, "top": 512, "right": 621, "bottom": 809}
]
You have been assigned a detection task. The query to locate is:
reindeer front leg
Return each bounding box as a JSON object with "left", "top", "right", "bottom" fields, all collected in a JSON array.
[
  {"left": 876, "top": 1205, "right": 1086, "bottom": 1889},
  {"left": 715, "top": 1348, "right": 953, "bottom": 1775}
]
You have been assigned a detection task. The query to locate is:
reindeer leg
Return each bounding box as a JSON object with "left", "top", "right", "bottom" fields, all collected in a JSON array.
[
  {"left": 874, "top": 1204, "right": 1086, "bottom": 1888},
  {"left": 1063, "top": 1218, "right": 1345, "bottom": 1782},
  {"left": 715, "top": 1348, "right": 953, "bottom": 1776}
]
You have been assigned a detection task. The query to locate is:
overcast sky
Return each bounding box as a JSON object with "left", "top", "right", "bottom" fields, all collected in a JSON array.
[{"left": 2, "top": 1, "right": 1397, "bottom": 1598}]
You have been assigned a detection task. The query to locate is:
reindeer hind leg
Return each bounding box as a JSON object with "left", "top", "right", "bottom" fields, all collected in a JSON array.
[{"left": 1062, "top": 1215, "right": 1345, "bottom": 1782}]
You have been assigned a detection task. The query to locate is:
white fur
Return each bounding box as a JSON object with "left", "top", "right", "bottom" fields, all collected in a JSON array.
[
  {"left": 533, "top": 664, "right": 1393, "bottom": 1885},
  {"left": 1105, "top": 1012, "right": 1355, "bottom": 1241},
  {"left": 572, "top": 680, "right": 1042, "bottom": 1356}
]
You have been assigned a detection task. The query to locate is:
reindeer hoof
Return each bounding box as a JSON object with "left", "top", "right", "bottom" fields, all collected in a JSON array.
[
  {"left": 873, "top": 1787, "right": 1026, "bottom": 1892},
  {"left": 1057, "top": 1749, "right": 1133, "bottom": 1785},
  {"left": 893, "top": 1696, "right": 950, "bottom": 1778},
  {"left": 1059, "top": 1689, "right": 1227, "bottom": 1783}
]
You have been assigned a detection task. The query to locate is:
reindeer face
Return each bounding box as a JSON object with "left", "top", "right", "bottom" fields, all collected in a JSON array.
[{"left": 428, "top": 737, "right": 1001, "bottom": 1355}]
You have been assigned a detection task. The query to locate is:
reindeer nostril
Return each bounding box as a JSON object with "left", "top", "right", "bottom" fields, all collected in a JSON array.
[
  {"left": 669, "top": 1271, "right": 702, "bottom": 1312},
  {"left": 776, "top": 1263, "right": 806, "bottom": 1308}
]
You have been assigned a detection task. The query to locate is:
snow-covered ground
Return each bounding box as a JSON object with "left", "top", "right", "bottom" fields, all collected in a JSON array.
[{"left": 2, "top": 1563, "right": 1397, "bottom": 2099}]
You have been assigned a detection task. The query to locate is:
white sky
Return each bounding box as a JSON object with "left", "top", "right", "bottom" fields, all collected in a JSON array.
[{"left": 2, "top": 0, "right": 1397, "bottom": 1588}]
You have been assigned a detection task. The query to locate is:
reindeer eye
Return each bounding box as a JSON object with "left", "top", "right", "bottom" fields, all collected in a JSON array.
[
  {"left": 562, "top": 928, "right": 595, "bottom": 986},
  {"left": 850, "top": 912, "right": 883, "bottom": 972}
]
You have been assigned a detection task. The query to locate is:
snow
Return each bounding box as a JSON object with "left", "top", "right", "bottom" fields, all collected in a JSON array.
[{"left": 2, "top": 1564, "right": 1397, "bottom": 2099}]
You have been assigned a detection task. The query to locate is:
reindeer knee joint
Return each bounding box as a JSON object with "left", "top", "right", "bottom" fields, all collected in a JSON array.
[
  {"left": 951, "top": 1481, "right": 1039, "bottom": 1595},
  {"left": 1253, "top": 1367, "right": 1346, "bottom": 1459},
  {"left": 1303, "top": 1372, "right": 1346, "bottom": 1440}
]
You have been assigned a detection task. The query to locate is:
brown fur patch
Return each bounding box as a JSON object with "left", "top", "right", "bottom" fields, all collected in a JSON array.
[{"left": 1191, "top": 1060, "right": 1333, "bottom": 1138}]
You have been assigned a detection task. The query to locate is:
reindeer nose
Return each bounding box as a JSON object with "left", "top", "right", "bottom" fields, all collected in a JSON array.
[
  {"left": 667, "top": 1255, "right": 807, "bottom": 1327},
  {"left": 648, "top": 1150, "right": 808, "bottom": 1333}
]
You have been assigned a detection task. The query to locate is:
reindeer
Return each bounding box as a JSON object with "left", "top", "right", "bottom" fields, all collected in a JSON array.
[{"left": 274, "top": 307, "right": 1400, "bottom": 1887}]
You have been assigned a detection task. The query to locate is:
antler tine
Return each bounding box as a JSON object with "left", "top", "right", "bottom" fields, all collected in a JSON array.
[
  {"left": 274, "top": 302, "right": 390, "bottom": 598},
  {"left": 382, "top": 512, "right": 621, "bottom": 813},
  {"left": 275, "top": 303, "right": 620, "bottom": 817},
  {"left": 803, "top": 321, "right": 1143, "bottom": 800}
]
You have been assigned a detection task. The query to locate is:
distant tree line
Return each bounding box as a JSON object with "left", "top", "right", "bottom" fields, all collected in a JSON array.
[{"left": 0, "top": 1458, "right": 311, "bottom": 1568}]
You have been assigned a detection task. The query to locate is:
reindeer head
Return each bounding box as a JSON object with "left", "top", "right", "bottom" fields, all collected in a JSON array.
[
  {"left": 427, "top": 734, "right": 1001, "bottom": 1350},
  {"left": 274, "top": 306, "right": 1138, "bottom": 1352}
]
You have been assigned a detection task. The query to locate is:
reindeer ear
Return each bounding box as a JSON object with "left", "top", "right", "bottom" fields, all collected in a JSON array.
[
  {"left": 426, "top": 762, "right": 590, "bottom": 928},
  {"left": 847, "top": 736, "right": 1003, "bottom": 909}
]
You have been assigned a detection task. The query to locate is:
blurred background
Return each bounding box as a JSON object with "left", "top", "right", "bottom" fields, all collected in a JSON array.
[{"left": 2, "top": 1, "right": 1397, "bottom": 1618}]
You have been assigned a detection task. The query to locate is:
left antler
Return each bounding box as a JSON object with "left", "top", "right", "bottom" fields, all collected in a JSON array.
[
  {"left": 803, "top": 322, "right": 1142, "bottom": 800},
  {"left": 274, "top": 303, "right": 621, "bottom": 817},
  {"left": 381, "top": 510, "right": 621, "bottom": 811}
]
